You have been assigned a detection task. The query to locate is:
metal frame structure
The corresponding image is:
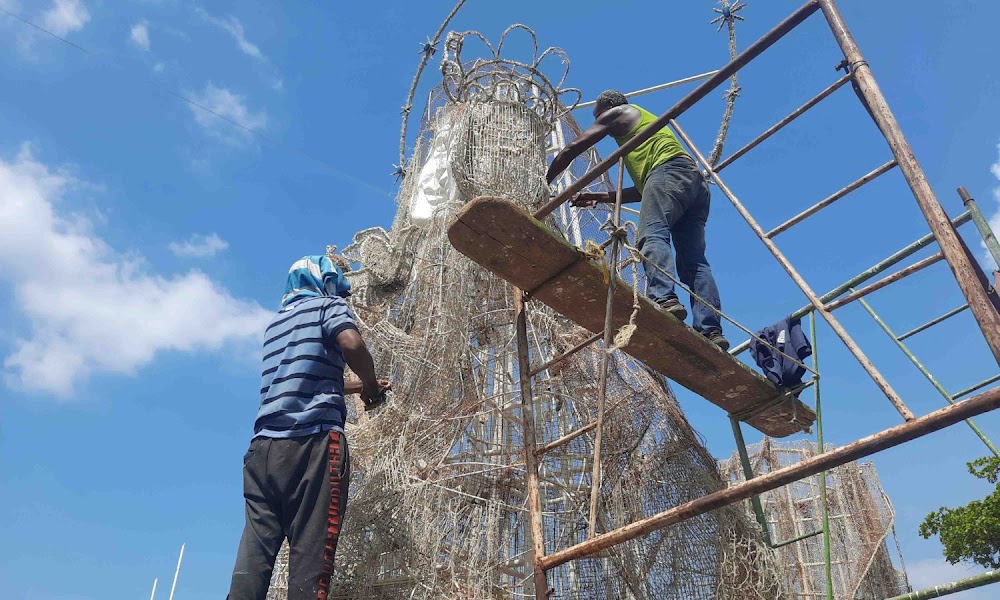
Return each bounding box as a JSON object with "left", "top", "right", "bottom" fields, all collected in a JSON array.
[{"left": 507, "top": 1, "right": 1000, "bottom": 598}]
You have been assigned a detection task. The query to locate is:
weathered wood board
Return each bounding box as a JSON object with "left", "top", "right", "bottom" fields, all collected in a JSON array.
[{"left": 448, "top": 196, "right": 816, "bottom": 437}]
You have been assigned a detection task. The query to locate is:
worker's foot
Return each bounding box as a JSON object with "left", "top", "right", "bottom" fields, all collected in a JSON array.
[
  {"left": 703, "top": 329, "right": 730, "bottom": 351},
  {"left": 656, "top": 297, "right": 688, "bottom": 321}
]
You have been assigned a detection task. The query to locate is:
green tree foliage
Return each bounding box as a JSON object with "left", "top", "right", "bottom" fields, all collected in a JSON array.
[{"left": 919, "top": 456, "right": 1000, "bottom": 568}]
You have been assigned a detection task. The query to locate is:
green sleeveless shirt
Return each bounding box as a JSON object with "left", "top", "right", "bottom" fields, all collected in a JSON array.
[{"left": 613, "top": 104, "right": 688, "bottom": 193}]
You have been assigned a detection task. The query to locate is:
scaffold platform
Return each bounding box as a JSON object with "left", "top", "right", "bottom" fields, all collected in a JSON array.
[{"left": 448, "top": 196, "right": 817, "bottom": 437}]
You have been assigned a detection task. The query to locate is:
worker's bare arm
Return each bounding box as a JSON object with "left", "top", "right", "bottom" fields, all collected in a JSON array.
[
  {"left": 545, "top": 106, "right": 633, "bottom": 184},
  {"left": 572, "top": 187, "right": 642, "bottom": 207},
  {"left": 337, "top": 328, "right": 391, "bottom": 400}
]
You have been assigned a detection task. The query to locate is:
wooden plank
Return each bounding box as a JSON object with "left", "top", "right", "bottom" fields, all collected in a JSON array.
[{"left": 448, "top": 197, "right": 816, "bottom": 438}]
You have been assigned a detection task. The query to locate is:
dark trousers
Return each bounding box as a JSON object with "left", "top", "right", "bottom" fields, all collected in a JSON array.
[
  {"left": 228, "top": 430, "right": 350, "bottom": 600},
  {"left": 637, "top": 155, "right": 723, "bottom": 334}
]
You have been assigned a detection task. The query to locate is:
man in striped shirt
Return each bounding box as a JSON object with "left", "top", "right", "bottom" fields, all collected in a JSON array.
[{"left": 228, "top": 255, "right": 390, "bottom": 600}]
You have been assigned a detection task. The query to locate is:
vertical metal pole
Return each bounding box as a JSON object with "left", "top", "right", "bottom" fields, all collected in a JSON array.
[
  {"left": 150, "top": 578, "right": 158, "bottom": 600},
  {"left": 729, "top": 417, "right": 773, "bottom": 547},
  {"left": 853, "top": 293, "right": 1000, "bottom": 456},
  {"left": 959, "top": 186, "right": 1000, "bottom": 270},
  {"left": 670, "top": 118, "right": 915, "bottom": 421},
  {"left": 514, "top": 288, "right": 550, "bottom": 600},
  {"left": 812, "top": 313, "right": 833, "bottom": 600},
  {"left": 817, "top": 0, "right": 1000, "bottom": 365},
  {"left": 168, "top": 544, "right": 184, "bottom": 600},
  {"left": 588, "top": 158, "right": 626, "bottom": 538}
]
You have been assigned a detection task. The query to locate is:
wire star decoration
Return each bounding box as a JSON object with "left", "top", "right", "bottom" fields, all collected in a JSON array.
[
  {"left": 419, "top": 37, "right": 438, "bottom": 58},
  {"left": 390, "top": 163, "right": 408, "bottom": 182},
  {"left": 711, "top": 1, "right": 747, "bottom": 31}
]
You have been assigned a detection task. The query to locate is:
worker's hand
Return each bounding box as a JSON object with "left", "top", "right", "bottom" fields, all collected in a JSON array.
[
  {"left": 571, "top": 192, "right": 609, "bottom": 208},
  {"left": 361, "top": 379, "right": 392, "bottom": 402},
  {"left": 343, "top": 378, "right": 364, "bottom": 395}
]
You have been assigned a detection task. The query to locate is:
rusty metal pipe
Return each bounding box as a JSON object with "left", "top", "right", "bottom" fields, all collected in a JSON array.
[
  {"left": 715, "top": 74, "right": 852, "bottom": 173},
  {"left": 766, "top": 160, "right": 897, "bottom": 238},
  {"left": 514, "top": 289, "right": 549, "bottom": 599},
  {"left": 817, "top": 0, "right": 1000, "bottom": 365},
  {"left": 538, "top": 385, "right": 1000, "bottom": 570},
  {"left": 670, "top": 118, "right": 914, "bottom": 421},
  {"left": 824, "top": 252, "right": 944, "bottom": 311},
  {"left": 528, "top": 331, "right": 603, "bottom": 378},
  {"left": 534, "top": 0, "right": 821, "bottom": 220}
]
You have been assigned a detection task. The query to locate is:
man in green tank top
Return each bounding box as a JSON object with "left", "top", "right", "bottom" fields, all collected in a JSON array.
[{"left": 546, "top": 90, "right": 728, "bottom": 349}]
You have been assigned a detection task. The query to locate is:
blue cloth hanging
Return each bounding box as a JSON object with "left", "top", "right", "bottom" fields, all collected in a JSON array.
[{"left": 749, "top": 316, "right": 813, "bottom": 395}]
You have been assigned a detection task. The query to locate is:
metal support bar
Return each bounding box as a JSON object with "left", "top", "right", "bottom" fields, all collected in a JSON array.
[
  {"left": 535, "top": 422, "right": 597, "bottom": 457},
  {"left": 766, "top": 160, "right": 897, "bottom": 238},
  {"left": 537, "top": 385, "right": 1000, "bottom": 570},
  {"left": 897, "top": 304, "right": 969, "bottom": 341},
  {"left": 671, "top": 118, "right": 915, "bottom": 421},
  {"left": 513, "top": 288, "right": 549, "bottom": 600},
  {"left": 729, "top": 417, "right": 773, "bottom": 547},
  {"left": 534, "top": 0, "right": 822, "bottom": 219},
  {"left": 952, "top": 374, "right": 1000, "bottom": 401},
  {"left": 824, "top": 252, "right": 944, "bottom": 311},
  {"left": 854, "top": 294, "right": 1000, "bottom": 457},
  {"left": 886, "top": 569, "right": 1000, "bottom": 600},
  {"left": 959, "top": 186, "right": 1000, "bottom": 270},
  {"left": 818, "top": 0, "right": 1000, "bottom": 365},
  {"left": 587, "top": 159, "right": 626, "bottom": 538},
  {"left": 575, "top": 70, "right": 721, "bottom": 110},
  {"left": 715, "top": 74, "right": 852, "bottom": 172},
  {"left": 771, "top": 528, "right": 823, "bottom": 549},
  {"left": 811, "top": 313, "right": 834, "bottom": 600},
  {"left": 528, "top": 331, "right": 603, "bottom": 377},
  {"left": 730, "top": 211, "right": 972, "bottom": 356}
]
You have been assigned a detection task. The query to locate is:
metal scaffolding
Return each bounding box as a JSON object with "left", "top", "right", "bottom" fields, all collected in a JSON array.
[{"left": 493, "top": 1, "right": 1000, "bottom": 597}]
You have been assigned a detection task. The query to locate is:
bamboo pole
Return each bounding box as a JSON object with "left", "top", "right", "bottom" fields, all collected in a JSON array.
[{"left": 537, "top": 385, "right": 1000, "bottom": 570}]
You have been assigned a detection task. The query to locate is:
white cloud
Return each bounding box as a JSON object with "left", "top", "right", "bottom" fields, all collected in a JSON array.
[
  {"left": 187, "top": 83, "right": 266, "bottom": 145},
  {"left": 906, "top": 558, "right": 994, "bottom": 599},
  {"left": 129, "top": 20, "right": 150, "bottom": 51},
  {"left": 0, "top": 144, "right": 271, "bottom": 398},
  {"left": 40, "top": 0, "right": 90, "bottom": 37},
  {"left": 169, "top": 233, "right": 229, "bottom": 258},
  {"left": 153, "top": 61, "right": 165, "bottom": 73},
  {"left": 195, "top": 7, "right": 265, "bottom": 62}
]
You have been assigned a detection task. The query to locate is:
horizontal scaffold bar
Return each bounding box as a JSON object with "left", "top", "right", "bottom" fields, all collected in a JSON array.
[{"left": 538, "top": 385, "right": 1000, "bottom": 570}]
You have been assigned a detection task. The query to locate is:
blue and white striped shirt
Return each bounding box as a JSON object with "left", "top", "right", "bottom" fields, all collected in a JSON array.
[{"left": 254, "top": 296, "right": 358, "bottom": 438}]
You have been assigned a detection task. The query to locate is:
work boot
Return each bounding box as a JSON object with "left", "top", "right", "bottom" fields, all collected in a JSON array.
[
  {"left": 656, "top": 297, "right": 688, "bottom": 321},
  {"left": 703, "top": 329, "right": 730, "bottom": 351}
]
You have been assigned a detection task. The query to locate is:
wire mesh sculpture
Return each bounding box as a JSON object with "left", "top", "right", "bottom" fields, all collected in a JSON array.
[
  {"left": 720, "top": 440, "right": 911, "bottom": 599},
  {"left": 261, "top": 25, "right": 791, "bottom": 599}
]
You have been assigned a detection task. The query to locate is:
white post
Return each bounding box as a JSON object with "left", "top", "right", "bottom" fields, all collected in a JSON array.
[
  {"left": 149, "top": 578, "right": 158, "bottom": 600},
  {"left": 168, "top": 544, "right": 185, "bottom": 600}
]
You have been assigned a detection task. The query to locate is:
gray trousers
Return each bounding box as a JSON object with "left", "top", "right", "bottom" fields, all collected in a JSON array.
[{"left": 228, "top": 429, "right": 350, "bottom": 600}]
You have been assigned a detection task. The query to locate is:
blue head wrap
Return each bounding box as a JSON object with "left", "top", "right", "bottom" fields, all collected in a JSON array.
[{"left": 281, "top": 255, "right": 351, "bottom": 308}]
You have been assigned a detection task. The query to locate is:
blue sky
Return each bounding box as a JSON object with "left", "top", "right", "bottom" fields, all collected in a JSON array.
[{"left": 1, "top": 1, "right": 999, "bottom": 598}]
